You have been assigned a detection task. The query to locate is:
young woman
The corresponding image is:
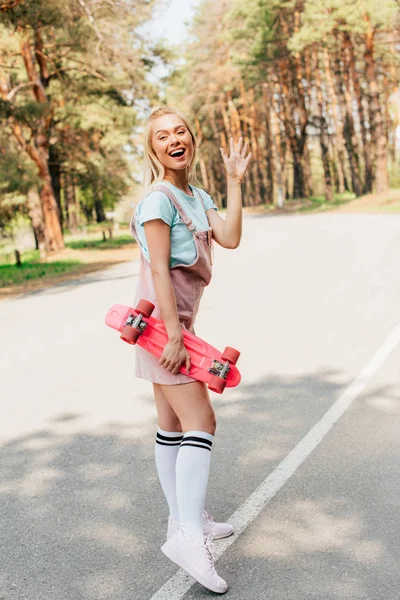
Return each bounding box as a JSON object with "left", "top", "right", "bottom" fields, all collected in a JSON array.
[{"left": 131, "top": 106, "right": 251, "bottom": 594}]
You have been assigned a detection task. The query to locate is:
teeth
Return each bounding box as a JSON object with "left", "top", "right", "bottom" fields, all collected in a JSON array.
[{"left": 171, "top": 149, "right": 185, "bottom": 157}]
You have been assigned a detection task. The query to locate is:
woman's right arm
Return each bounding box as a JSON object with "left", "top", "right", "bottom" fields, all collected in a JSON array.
[{"left": 144, "top": 219, "right": 191, "bottom": 375}]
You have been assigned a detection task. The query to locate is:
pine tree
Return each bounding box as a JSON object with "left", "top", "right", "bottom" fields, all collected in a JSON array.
[{"left": 0, "top": 0, "right": 161, "bottom": 250}]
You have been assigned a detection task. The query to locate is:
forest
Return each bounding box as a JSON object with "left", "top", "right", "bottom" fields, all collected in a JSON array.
[{"left": 0, "top": 0, "right": 399, "bottom": 254}]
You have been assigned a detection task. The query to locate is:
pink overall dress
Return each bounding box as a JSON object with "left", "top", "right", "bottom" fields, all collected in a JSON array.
[{"left": 130, "top": 184, "right": 213, "bottom": 385}]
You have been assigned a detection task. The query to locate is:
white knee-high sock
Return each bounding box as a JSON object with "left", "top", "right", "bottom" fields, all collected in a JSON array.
[
  {"left": 155, "top": 428, "right": 183, "bottom": 521},
  {"left": 175, "top": 430, "right": 214, "bottom": 541}
]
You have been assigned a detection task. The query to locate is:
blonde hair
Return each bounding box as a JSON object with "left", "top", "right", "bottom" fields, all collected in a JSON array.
[{"left": 143, "top": 106, "right": 197, "bottom": 187}]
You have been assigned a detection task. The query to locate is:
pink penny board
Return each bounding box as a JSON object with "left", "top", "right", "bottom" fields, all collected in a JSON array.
[{"left": 105, "top": 303, "right": 241, "bottom": 392}]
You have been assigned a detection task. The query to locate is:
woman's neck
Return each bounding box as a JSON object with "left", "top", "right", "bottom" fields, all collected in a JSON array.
[{"left": 163, "top": 169, "right": 192, "bottom": 196}]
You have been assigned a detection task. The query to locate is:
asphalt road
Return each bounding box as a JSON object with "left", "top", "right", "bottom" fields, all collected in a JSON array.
[{"left": 1, "top": 213, "right": 399, "bottom": 600}]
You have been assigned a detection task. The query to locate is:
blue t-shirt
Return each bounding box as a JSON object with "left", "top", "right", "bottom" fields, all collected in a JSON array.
[{"left": 134, "top": 181, "right": 217, "bottom": 267}]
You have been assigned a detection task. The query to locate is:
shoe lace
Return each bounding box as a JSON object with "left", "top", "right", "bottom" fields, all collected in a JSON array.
[
  {"left": 203, "top": 510, "right": 214, "bottom": 524},
  {"left": 203, "top": 533, "right": 217, "bottom": 566}
]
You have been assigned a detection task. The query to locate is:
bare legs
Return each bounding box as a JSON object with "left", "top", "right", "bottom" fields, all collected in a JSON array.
[{"left": 154, "top": 381, "right": 216, "bottom": 435}]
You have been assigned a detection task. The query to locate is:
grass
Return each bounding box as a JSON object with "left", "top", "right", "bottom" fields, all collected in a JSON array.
[
  {"left": 243, "top": 190, "right": 400, "bottom": 215},
  {"left": 0, "top": 232, "right": 135, "bottom": 290},
  {"left": 296, "top": 192, "right": 356, "bottom": 213},
  {"left": 65, "top": 234, "right": 134, "bottom": 251},
  {"left": 242, "top": 191, "right": 356, "bottom": 214},
  {"left": 0, "top": 249, "right": 39, "bottom": 266},
  {"left": 0, "top": 258, "right": 81, "bottom": 288}
]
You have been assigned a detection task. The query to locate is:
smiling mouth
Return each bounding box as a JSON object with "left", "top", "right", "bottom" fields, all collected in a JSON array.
[{"left": 169, "top": 148, "right": 186, "bottom": 158}]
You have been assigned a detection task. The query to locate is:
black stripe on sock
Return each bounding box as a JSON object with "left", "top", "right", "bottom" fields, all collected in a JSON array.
[
  {"left": 180, "top": 442, "right": 212, "bottom": 451},
  {"left": 181, "top": 436, "right": 212, "bottom": 447},
  {"left": 156, "top": 432, "right": 184, "bottom": 442},
  {"left": 156, "top": 440, "right": 182, "bottom": 447}
]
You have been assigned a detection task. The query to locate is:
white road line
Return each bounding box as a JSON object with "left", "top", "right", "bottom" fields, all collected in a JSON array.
[{"left": 149, "top": 322, "right": 400, "bottom": 600}]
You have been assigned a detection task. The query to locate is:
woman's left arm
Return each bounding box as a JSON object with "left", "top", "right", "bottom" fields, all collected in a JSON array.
[{"left": 207, "top": 137, "right": 251, "bottom": 249}]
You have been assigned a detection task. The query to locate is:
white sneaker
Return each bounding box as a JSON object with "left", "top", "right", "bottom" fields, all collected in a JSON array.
[
  {"left": 161, "top": 530, "right": 228, "bottom": 594},
  {"left": 167, "top": 510, "right": 234, "bottom": 541}
]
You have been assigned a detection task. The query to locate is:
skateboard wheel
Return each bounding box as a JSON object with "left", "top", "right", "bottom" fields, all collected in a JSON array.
[
  {"left": 208, "top": 375, "right": 227, "bottom": 394},
  {"left": 221, "top": 347, "right": 240, "bottom": 365},
  {"left": 121, "top": 325, "right": 141, "bottom": 345},
  {"left": 136, "top": 299, "right": 155, "bottom": 318}
]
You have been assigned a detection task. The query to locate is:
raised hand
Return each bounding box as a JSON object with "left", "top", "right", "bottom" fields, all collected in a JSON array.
[{"left": 220, "top": 137, "right": 252, "bottom": 184}]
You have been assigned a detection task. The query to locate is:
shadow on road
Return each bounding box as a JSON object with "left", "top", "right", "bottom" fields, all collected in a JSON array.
[{"left": 0, "top": 371, "right": 398, "bottom": 600}]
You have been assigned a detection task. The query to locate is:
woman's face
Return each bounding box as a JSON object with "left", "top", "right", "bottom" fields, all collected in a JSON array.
[{"left": 151, "top": 114, "right": 194, "bottom": 173}]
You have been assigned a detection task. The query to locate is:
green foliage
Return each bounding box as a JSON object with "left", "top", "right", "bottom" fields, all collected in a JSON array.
[
  {"left": 65, "top": 234, "right": 134, "bottom": 251},
  {"left": 289, "top": 0, "right": 400, "bottom": 53},
  {"left": 165, "top": 0, "right": 400, "bottom": 206},
  {"left": 0, "top": 0, "right": 164, "bottom": 234},
  {"left": 297, "top": 192, "right": 356, "bottom": 212},
  {"left": 0, "top": 134, "right": 38, "bottom": 232},
  {"left": 0, "top": 248, "right": 39, "bottom": 266},
  {"left": 227, "top": 0, "right": 281, "bottom": 68},
  {"left": 0, "top": 259, "right": 81, "bottom": 287}
]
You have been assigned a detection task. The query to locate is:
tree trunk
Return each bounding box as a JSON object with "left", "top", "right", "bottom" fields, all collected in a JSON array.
[
  {"left": 228, "top": 95, "right": 241, "bottom": 140},
  {"left": 265, "top": 81, "right": 285, "bottom": 207},
  {"left": 293, "top": 46, "right": 312, "bottom": 197},
  {"left": 303, "top": 142, "right": 313, "bottom": 199},
  {"left": 49, "top": 144, "right": 63, "bottom": 228},
  {"left": 198, "top": 154, "right": 210, "bottom": 190},
  {"left": 246, "top": 89, "right": 263, "bottom": 205},
  {"left": 11, "top": 120, "right": 65, "bottom": 251},
  {"left": 278, "top": 62, "right": 306, "bottom": 198},
  {"left": 64, "top": 172, "right": 79, "bottom": 232},
  {"left": 260, "top": 82, "right": 274, "bottom": 203},
  {"left": 94, "top": 196, "right": 106, "bottom": 223},
  {"left": 219, "top": 94, "right": 232, "bottom": 149},
  {"left": 364, "top": 17, "right": 389, "bottom": 194},
  {"left": 27, "top": 187, "right": 46, "bottom": 258},
  {"left": 322, "top": 48, "right": 347, "bottom": 193},
  {"left": 314, "top": 49, "right": 333, "bottom": 202},
  {"left": 16, "top": 36, "right": 64, "bottom": 250},
  {"left": 208, "top": 160, "right": 218, "bottom": 205},
  {"left": 283, "top": 10, "right": 311, "bottom": 198},
  {"left": 343, "top": 33, "right": 374, "bottom": 193},
  {"left": 93, "top": 180, "right": 106, "bottom": 223},
  {"left": 335, "top": 34, "right": 363, "bottom": 196}
]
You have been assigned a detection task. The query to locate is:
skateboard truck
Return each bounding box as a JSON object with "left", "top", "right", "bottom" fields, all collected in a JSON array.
[
  {"left": 209, "top": 359, "right": 231, "bottom": 380},
  {"left": 207, "top": 347, "right": 241, "bottom": 393},
  {"left": 125, "top": 313, "right": 147, "bottom": 332},
  {"left": 120, "top": 300, "right": 155, "bottom": 345}
]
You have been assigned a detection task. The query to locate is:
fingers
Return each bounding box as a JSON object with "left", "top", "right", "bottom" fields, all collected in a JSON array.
[
  {"left": 225, "top": 137, "right": 249, "bottom": 156},
  {"left": 159, "top": 347, "right": 190, "bottom": 375},
  {"left": 220, "top": 146, "right": 228, "bottom": 163},
  {"left": 159, "top": 356, "right": 170, "bottom": 369},
  {"left": 221, "top": 137, "right": 252, "bottom": 178},
  {"left": 229, "top": 136, "right": 235, "bottom": 156},
  {"left": 160, "top": 357, "right": 178, "bottom": 374}
]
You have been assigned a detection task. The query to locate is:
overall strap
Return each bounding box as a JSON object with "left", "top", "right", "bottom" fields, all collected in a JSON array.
[
  {"left": 193, "top": 188, "right": 213, "bottom": 236},
  {"left": 153, "top": 184, "right": 197, "bottom": 232},
  {"left": 193, "top": 187, "right": 207, "bottom": 212}
]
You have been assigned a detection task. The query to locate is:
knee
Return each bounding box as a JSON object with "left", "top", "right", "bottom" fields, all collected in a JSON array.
[
  {"left": 181, "top": 407, "right": 216, "bottom": 436},
  {"left": 208, "top": 412, "right": 217, "bottom": 436},
  {"left": 201, "top": 407, "right": 216, "bottom": 436},
  {"left": 158, "top": 416, "right": 182, "bottom": 433}
]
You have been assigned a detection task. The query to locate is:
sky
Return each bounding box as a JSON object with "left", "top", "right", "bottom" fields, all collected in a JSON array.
[{"left": 149, "top": 0, "right": 200, "bottom": 45}]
